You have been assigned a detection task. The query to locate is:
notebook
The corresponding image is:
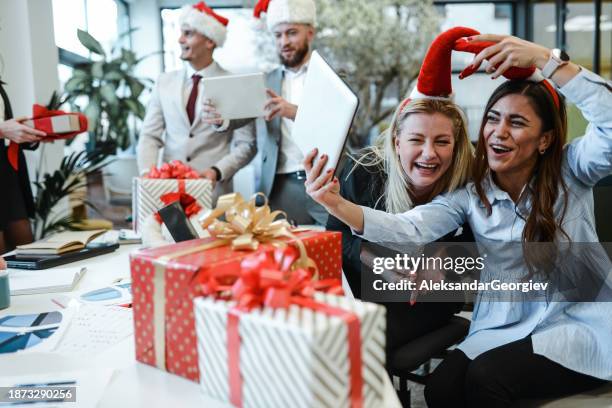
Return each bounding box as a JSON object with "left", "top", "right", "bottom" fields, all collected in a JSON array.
[
  {"left": 16, "top": 229, "right": 107, "bottom": 255},
  {"left": 8, "top": 266, "right": 87, "bottom": 295}
]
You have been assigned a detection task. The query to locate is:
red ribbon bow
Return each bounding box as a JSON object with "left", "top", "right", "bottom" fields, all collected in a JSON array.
[
  {"left": 7, "top": 104, "right": 88, "bottom": 171},
  {"left": 229, "top": 247, "right": 343, "bottom": 310},
  {"left": 153, "top": 190, "right": 202, "bottom": 223},
  {"left": 147, "top": 161, "right": 202, "bottom": 223},
  {"left": 146, "top": 160, "right": 200, "bottom": 179}
]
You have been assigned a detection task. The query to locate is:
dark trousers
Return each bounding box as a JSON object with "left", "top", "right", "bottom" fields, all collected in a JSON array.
[{"left": 424, "top": 336, "right": 608, "bottom": 408}]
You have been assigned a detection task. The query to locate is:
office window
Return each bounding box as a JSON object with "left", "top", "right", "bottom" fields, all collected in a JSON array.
[
  {"left": 436, "top": 2, "right": 512, "bottom": 70},
  {"left": 532, "top": 1, "right": 556, "bottom": 49},
  {"left": 161, "top": 8, "right": 262, "bottom": 74},
  {"left": 565, "top": 1, "right": 595, "bottom": 71}
]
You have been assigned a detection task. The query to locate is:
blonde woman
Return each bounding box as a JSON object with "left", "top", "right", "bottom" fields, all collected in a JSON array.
[{"left": 324, "top": 29, "right": 478, "bottom": 392}]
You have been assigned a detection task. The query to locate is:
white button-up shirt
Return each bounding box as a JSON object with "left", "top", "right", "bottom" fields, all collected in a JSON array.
[{"left": 277, "top": 62, "right": 309, "bottom": 174}]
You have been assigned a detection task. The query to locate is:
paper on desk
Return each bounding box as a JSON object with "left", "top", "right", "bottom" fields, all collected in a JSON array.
[
  {"left": 53, "top": 304, "right": 133, "bottom": 356},
  {"left": 0, "top": 367, "right": 114, "bottom": 407},
  {"left": 8, "top": 267, "right": 86, "bottom": 296}
]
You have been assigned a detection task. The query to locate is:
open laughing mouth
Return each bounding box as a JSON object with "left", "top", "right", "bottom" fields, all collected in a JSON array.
[
  {"left": 490, "top": 143, "right": 513, "bottom": 154},
  {"left": 414, "top": 162, "right": 439, "bottom": 172}
]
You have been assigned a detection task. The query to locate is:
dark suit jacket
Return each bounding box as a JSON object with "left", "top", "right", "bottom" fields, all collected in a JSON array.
[{"left": 0, "top": 80, "right": 37, "bottom": 226}]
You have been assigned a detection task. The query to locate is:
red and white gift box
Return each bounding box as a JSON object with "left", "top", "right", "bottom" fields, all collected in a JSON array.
[
  {"left": 132, "top": 162, "right": 213, "bottom": 233},
  {"left": 129, "top": 230, "right": 342, "bottom": 382}
]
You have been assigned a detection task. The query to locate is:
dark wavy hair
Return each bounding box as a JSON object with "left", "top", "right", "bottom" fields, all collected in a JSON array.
[{"left": 473, "top": 80, "right": 569, "bottom": 276}]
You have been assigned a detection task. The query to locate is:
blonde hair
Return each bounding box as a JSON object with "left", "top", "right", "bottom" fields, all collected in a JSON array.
[{"left": 351, "top": 99, "right": 473, "bottom": 214}]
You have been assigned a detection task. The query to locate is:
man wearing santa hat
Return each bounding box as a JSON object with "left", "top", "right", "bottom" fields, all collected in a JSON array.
[
  {"left": 205, "top": 0, "right": 325, "bottom": 225},
  {"left": 256, "top": 0, "right": 327, "bottom": 225},
  {"left": 137, "top": 1, "right": 256, "bottom": 198}
]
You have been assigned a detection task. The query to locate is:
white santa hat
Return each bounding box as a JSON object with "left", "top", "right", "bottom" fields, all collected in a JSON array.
[
  {"left": 253, "top": 0, "right": 316, "bottom": 31},
  {"left": 179, "top": 1, "right": 229, "bottom": 47}
]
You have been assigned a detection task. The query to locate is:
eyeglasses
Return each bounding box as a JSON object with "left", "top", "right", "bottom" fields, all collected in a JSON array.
[{"left": 0, "top": 312, "right": 62, "bottom": 354}]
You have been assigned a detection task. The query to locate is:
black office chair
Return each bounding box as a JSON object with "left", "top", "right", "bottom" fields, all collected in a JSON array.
[{"left": 388, "top": 314, "right": 470, "bottom": 407}]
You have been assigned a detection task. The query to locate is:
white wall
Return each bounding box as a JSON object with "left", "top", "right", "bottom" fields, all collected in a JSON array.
[{"left": 0, "top": 0, "right": 64, "bottom": 184}]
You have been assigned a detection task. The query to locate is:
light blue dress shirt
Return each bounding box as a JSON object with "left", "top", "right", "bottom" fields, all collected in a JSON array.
[{"left": 359, "top": 68, "right": 612, "bottom": 380}]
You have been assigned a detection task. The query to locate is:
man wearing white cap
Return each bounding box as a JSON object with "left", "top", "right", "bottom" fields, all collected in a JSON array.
[
  {"left": 254, "top": 0, "right": 327, "bottom": 225},
  {"left": 137, "top": 1, "right": 256, "bottom": 198}
]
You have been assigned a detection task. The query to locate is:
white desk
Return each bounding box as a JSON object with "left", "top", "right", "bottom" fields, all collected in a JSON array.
[{"left": 1, "top": 244, "right": 400, "bottom": 408}]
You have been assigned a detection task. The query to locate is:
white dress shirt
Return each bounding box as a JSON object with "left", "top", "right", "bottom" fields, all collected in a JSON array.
[{"left": 277, "top": 62, "right": 309, "bottom": 174}]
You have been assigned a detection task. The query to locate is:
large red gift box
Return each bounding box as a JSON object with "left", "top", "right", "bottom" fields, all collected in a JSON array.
[{"left": 129, "top": 230, "right": 342, "bottom": 382}]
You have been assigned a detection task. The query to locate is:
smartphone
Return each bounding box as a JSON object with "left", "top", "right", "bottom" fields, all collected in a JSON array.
[{"left": 157, "top": 201, "right": 198, "bottom": 242}]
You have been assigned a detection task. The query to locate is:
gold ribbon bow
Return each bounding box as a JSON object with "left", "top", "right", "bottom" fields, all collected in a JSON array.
[{"left": 199, "top": 192, "right": 317, "bottom": 273}]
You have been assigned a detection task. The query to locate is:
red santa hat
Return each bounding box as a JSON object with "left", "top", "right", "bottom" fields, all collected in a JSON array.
[
  {"left": 253, "top": 0, "right": 316, "bottom": 31},
  {"left": 406, "top": 27, "right": 480, "bottom": 102},
  {"left": 179, "top": 1, "right": 229, "bottom": 47}
]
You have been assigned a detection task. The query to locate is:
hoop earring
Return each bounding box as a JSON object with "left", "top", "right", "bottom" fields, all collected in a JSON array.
[{"left": 539, "top": 148, "right": 546, "bottom": 155}]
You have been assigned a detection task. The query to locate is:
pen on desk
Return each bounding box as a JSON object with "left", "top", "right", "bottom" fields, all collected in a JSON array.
[{"left": 13, "top": 380, "right": 76, "bottom": 387}]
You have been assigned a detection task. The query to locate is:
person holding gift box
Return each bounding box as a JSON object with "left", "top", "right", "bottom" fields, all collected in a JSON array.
[
  {"left": 203, "top": 0, "right": 328, "bottom": 226},
  {"left": 137, "top": 1, "right": 256, "bottom": 200},
  {"left": 0, "top": 77, "right": 46, "bottom": 253}
]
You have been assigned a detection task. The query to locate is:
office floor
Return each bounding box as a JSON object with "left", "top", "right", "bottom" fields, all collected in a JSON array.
[{"left": 86, "top": 172, "right": 131, "bottom": 229}]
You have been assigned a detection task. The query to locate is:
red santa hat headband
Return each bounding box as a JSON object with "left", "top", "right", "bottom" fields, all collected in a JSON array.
[
  {"left": 179, "top": 1, "right": 229, "bottom": 47},
  {"left": 253, "top": 0, "right": 316, "bottom": 31},
  {"left": 399, "top": 27, "right": 560, "bottom": 116}
]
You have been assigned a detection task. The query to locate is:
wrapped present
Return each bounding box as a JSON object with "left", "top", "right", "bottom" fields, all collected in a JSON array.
[
  {"left": 132, "top": 161, "right": 213, "bottom": 233},
  {"left": 7, "top": 104, "right": 88, "bottom": 171},
  {"left": 130, "top": 194, "right": 342, "bottom": 382},
  {"left": 194, "top": 248, "right": 387, "bottom": 408}
]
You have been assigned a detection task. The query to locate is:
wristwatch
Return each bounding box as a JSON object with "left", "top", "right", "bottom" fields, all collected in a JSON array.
[{"left": 542, "top": 48, "right": 570, "bottom": 79}]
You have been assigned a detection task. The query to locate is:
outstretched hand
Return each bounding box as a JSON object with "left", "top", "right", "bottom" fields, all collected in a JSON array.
[
  {"left": 264, "top": 89, "right": 297, "bottom": 121},
  {"left": 303, "top": 148, "right": 342, "bottom": 210},
  {"left": 0, "top": 117, "right": 46, "bottom": 143}
]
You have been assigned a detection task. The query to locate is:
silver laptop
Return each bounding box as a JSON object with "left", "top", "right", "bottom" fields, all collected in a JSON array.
[{"left": 292, "top": 51, "right": 359, "bottom": 175}]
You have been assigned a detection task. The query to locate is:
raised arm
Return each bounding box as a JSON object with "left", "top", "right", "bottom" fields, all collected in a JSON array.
[
  {"left": 562, "top": 70, "right": 612, "bottom": 186},
  {"left": 303, "top": 149, "right": 467, "bottom": 245},
  {"left": 467, "top": 34, "right": 612, "bottom": 185}
]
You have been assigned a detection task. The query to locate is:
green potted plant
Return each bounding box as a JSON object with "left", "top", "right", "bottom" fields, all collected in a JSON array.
[{"left": 63, "top": 29, "right": 152, "bottom": 152}]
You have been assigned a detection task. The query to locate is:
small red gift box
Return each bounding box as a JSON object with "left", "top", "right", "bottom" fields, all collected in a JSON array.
[{"left": 129, "top": 230, "right": 342, "bottom": 382}]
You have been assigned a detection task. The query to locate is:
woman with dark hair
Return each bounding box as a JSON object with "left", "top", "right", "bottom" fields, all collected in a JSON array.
[
  {"left": 0, "top": 78, "right": 46, "bottom": 253},
  {"left": 303, "top": 33, "right": 611, "bottom": 405}
]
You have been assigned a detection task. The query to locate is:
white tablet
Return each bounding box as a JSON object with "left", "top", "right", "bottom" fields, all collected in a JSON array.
[
  {"left": 292, "top": 51, "right": 359, "bottom": 175},
  {"left": 202, "top": 72, "right": 266, "bottom": 120}
]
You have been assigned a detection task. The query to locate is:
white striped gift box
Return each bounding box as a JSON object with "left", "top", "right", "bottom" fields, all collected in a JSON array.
[
  {"left": 132, "top": 177, "right": 213, "bottom": 233},
  {"left": 194, "top": 292, "right": 386, "bottom": 408}
]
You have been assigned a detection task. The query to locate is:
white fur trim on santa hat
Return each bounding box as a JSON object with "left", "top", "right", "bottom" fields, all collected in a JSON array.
[
  {"left": 179, "top": 5, "right": 227, "bottom": 47},
  {"left": 266, "top": 0, "right": 316, "bottom": 31},
  {"left": 408, "top": 87, "right": 455, "bottom": 102}
]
